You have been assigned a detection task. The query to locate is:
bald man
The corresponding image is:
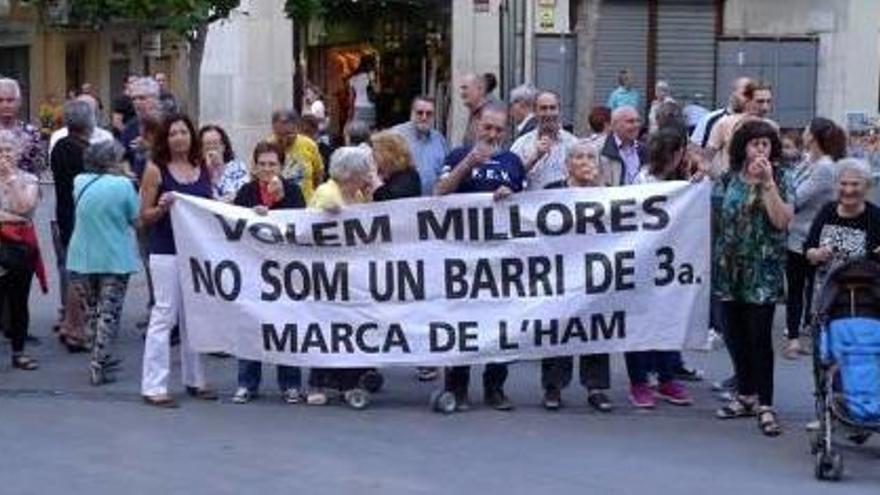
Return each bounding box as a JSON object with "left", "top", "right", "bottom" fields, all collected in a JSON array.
[
  {"left": 598, "top": 106, "right": 646, "bottom": 186},
  {"left": 459, "top": 73, "right": 488, "bottom": 146},
  {"left": 49, "top": 94, "right": 115, "bottom": 154},
  {"left": 691, "top": 76, "right": 752, "bottom": 148}
]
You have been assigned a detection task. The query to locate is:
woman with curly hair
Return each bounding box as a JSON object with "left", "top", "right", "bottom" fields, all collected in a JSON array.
[{"left": 713, "top": 119, "right": 794, "bottom": 436}]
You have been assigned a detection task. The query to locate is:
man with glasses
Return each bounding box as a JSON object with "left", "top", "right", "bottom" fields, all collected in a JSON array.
[
  {"left": 510, "top": 90, "right": 578, "bottom": 191},
  {"left": 392, "top": 96, "right": 448, "bottom": 197},
  {"left": 434, "top": 102, "right": 525, "bottom": 411}
]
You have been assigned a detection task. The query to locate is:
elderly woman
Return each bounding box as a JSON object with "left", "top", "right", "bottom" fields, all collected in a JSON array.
[
  {"left": 714, "top": 119, "right": 794, "bottom": 437},
  {"left": 369, "top": 131, "right": 429, "bottom": 380},
  {"left": 784, "top": 118, "right": 847, "bottom": 358},
  {"left": 307, "top": 146, "right": 375, "bottom": 404},
  {"left": 805, "top": 158, "right": 880, "bottom": 294},
  {"left": 199, "top": 124, "right": 249, "bottom": 203},
  {"left": 311, "top": 145, "right": 375, "bottom": 211},
  {"left": 231, "top": 141, "right": 306, "bottom": 404},
  {"left": 540, "top": 141, "right": 614, "bottom": 412},
  {"left": 66, "top": 141, "right": 140, "bottom": 385},
  {"left": 371, "top": 130, "right": 421, "bottom": 201},
  {"left": 0, "top": 130, "right": 45, "bottom": 370}
]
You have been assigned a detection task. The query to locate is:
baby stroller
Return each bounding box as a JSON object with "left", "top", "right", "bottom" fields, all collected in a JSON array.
[{"left": 809, "top": 259, "right": 880, "bottom": 481}]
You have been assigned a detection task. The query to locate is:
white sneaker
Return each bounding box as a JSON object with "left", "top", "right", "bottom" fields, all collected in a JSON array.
[
  {"left": 283, "top": 388, "right": 301, "bottom": 404},
  {"left": 232, "top": 387, "right": 253, "bottom": 404},
  {"left": 306, "top": 390, "right": 328, "bottom": 406}
]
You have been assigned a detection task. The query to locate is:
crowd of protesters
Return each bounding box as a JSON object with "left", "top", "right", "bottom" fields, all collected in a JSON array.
[{"left": 0, "top": 64, "right": 879, "bottom": 438}]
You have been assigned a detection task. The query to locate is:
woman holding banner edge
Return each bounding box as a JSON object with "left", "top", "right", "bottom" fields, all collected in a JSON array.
[
  {"left": 231, "top": 140, "right": 307, "bottom": 405},
  {"left": 139, "top": 114, "right": 217, "bottom": 408},
  {"left": 713, "top": 119, "right": 793, "bottom": 437}
]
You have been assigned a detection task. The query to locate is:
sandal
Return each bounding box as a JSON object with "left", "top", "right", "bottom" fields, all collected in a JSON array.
[
  {"left": 782, "top": 339, "right": 801, "bottom": 360},
  {"left": 716, "top": 396, "right": 756, "bottom": 419},
  {"left": 142, "top": 394, "right": 179, "bottom": 408},
  {"left": 757, "top": 406, "right": 782, "bottom": 437},
  {"left": 11, "top": 354, "right": 39, "bottom": 371},
  {"left": 59, "top": 335, "right": 89, "bottom": 354},
  {"left": 186, "top": 386, "right": 219, "bottom": 401},
  {"left": 88, "top": 361, "right": 117, "bottom": 386}
]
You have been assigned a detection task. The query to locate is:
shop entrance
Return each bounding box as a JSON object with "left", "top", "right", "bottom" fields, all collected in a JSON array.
[{"left": 305, "top": 0, "right": 451, "bottom": 137}]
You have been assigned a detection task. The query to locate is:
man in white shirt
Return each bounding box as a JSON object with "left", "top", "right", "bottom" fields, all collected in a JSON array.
[
  {"left": 510, "top": 90, "right": 578, "bottom": 190},
  {"left": 49, "top": 94, "right": 114, "bottom": 155}
]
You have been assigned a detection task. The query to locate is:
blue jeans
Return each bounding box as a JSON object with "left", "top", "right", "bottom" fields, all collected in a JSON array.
[
  {"left": 237, "top": 360, "right": 301, "bottom": 392},
  {"left": 625, "top": 351, "right": 678, "bottom": 385}
]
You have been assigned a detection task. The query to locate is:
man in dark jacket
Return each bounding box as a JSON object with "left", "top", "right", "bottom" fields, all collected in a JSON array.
[
  {"left": 509, "top": 84, "right": 537, "bottom": 140},
  {"left": 50, "top": 99, "right": 95, "bottom": 350}
]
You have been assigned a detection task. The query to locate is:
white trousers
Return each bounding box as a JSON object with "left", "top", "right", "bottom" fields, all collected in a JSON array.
[{"left": 141, "top": 254, "right": 206, "bottom": 396}]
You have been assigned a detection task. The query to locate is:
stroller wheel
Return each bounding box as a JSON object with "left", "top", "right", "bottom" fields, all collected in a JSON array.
[
  {"left": 344, "top": 389, "right": 370, "bottom": 410},
  {"left": 815, "top": 451, "right": 843, "bottom": 481},
  {"left": 429, "top": 390, "right": 457, "bottom": 414},
  {"left": 360, "top": 370, "right": 384, "bottom": 394},
  {"left": 848, "top": 432, "right": 871, "bottom": 445}
]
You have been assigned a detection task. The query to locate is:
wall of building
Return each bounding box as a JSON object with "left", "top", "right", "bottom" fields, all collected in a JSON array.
[
  {"left": 200, "top": 0, "right": 293, "bottom": 161},
  {"left": 1, "top": 0, "right": 176, "bottom": 124},
  {"left": 724, "top": 0, "right": 880, "bottom": 125}
]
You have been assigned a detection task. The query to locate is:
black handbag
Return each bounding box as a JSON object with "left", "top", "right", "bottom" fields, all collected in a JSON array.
[{"left": 0, "top": 238, "right": 32, "bottom": 270}]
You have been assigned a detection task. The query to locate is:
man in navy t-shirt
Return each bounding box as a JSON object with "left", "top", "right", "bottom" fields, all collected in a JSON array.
[
  {"left": 436, "top": 102, "right": 526, "bottom": 197},
  {"left": 434, "top": 102, "right": 524, "bottom": 411}
]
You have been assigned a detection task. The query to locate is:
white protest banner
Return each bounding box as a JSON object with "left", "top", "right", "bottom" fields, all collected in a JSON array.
[{"left": 171, "top": 181, "right": 711, "bottom": 367}]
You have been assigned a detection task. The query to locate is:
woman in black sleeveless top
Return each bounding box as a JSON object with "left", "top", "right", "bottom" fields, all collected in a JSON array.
[{"left": 139, "top": 114, "right": 216, "bottom": 408}]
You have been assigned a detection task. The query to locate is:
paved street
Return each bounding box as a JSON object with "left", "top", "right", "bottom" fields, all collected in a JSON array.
[{"left": 0, "top": 187, "right": 877, "bottom": 494}]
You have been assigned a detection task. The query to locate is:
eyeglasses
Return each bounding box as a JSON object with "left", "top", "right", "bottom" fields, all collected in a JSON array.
[{"left": 415, "top": 110, "right": 434, "bottom": 116}]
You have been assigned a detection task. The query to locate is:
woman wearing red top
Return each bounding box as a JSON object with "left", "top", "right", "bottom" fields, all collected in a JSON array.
[{"left": 231, "top": 141, "right": 306, "bottom": 404}]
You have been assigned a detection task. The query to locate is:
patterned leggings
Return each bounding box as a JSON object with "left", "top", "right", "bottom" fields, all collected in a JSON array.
[{"left": 70, "top": 273, "right": 130, "bottom": 368}]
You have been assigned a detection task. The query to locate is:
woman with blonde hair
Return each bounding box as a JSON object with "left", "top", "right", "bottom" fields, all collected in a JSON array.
[{"left": 371, "top": 130, "right": 421, "bottom": 201}]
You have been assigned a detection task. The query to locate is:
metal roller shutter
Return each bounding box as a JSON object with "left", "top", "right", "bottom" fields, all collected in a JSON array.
[
  {"left": 593, "top": 0, "right": 649, "bottom": 111},
  {"left": 716, "top": 39, "right": 817, "bottom": 128},
  {"left": 656, "top": 0, "right": 716, "bottom": 107}
]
